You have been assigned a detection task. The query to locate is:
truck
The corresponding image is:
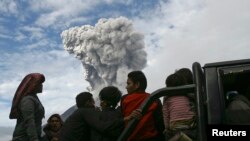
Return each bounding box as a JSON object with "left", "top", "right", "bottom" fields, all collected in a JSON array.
[{"left": 117, "top": 59, "right": 250, "bottom": 141}]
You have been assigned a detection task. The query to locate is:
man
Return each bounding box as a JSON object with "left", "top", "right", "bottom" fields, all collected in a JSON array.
[{"left": 59, "top": 92, "right": 140, "bottom": 141}]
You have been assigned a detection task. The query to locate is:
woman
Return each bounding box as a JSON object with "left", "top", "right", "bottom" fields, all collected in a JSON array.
[
  {"left": 9, "top": 73, "right": 45, "bottom": 141},
  {"left": 42, "top": 114, "right": 63, "bottom": 141},
  {"left": 121, "top": 71, "right": 164, "bottom": 141}
]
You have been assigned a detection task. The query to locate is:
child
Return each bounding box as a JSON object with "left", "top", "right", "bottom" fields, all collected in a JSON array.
[{"left": 163, "top": 73, "right": 196, "bottom": 140}]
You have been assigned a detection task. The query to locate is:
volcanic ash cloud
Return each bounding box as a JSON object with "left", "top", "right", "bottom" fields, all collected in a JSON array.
[{"left": 61, "top": 17, "right": 147, "bottom": 92}]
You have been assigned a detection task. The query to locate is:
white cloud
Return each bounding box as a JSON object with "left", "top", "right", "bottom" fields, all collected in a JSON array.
[
  {"left": 103, "top": 0, "right": 133, "bottom": 5},
  {"left": 20, "top": 26, "right": 45, "bottom": 41},
  {"left": 0, "top": 33, "right": 12, "bottom": 39},
  {"left": 132, "top": 0, "right": 250, "bottom": 92},
  {"left": 15, "top": 32, "right": 27, "bottom": 41},
  {"left": 0, "top": 105, "right": 16, "bottom": 128},
  {"left": 63, "top": 17, "right": 89, "bottom": 28},
  {"left": 29, "top": 0, "right": 137, "bottom": 29},
  {"left": 25, "top": 39, "right": 50, "bottom": 49},
  {"left": 29, "top": 0, "right": 92, "bottom": 11},
  {"left": 28, "top": 0, "right": 98, "bottom": 28},
  {"left": 11, "top": 26, "right": 46, "bottom": 42},
  {"left": 0, "top": 0, "right": 18, "bottom": 15},
  {"left": 0, "top": 126, "right": 12, "bottom": 141}
]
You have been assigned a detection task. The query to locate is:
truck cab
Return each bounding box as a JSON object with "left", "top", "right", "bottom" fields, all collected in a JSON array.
[
  {"left": 118, "top": 59, "right": 250, "bottom": 141},
  {"left": 203, "top": 59, "right": 250, "bottom": 125}
]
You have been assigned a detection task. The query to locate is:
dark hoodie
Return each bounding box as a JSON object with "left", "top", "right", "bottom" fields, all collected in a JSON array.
[
  {"left": 91, "top": 107, "right": 124, "bottom": 141},
  {"left": 59, "top": 108, "right": 124, "bottom": 141},
  {"left": 42, "top": 124, "right": 61, "bottom": 141}
]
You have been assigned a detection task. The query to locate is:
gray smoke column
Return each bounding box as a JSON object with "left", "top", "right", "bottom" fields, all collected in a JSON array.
[{"left": 61, "top": 17, "right": 147, "bottom": 93}]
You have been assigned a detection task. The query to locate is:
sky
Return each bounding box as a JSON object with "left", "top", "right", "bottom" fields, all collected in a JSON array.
[{"left": 1, "top": 0, "right": 250, "bottom": 140}]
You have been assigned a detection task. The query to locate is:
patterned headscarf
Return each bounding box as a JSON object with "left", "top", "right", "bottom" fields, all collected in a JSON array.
[{"left": 9, "top": 73, "right": 45, "bottom": 119}]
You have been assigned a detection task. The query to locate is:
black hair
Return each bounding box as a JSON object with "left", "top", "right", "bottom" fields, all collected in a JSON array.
[
  {"left": 99, "top": 86, "right": 122, "bottom": 108},
  {"left": 43, "top": 113, "right": 63, "bottom": 132},
  {"left": 165, "top": 73, "right": 186, "bottom": 87},
  {"left": 75, "top": 92, "right": 93, "bottom": 108},
  {"left": 176, "top": 68, "right": 193, "bottom": 84},
  {"left": 128, "top": 71, "right": 147, "bottom": 91},
  {"left": 47, "top": 113, "right": 63, "bottom": 125}
]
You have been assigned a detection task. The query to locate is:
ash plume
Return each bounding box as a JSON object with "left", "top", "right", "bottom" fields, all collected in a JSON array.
[{"left": 61, "top": 17, "right": 147, "bottom": 93}]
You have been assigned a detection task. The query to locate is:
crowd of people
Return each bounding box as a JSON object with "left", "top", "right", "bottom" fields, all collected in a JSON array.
[
  {"left": 9, "top": 68, "right": 214, "bottom": 141},
  {"left": 9, "top": 69, "right": 198, "bottom": 141}
]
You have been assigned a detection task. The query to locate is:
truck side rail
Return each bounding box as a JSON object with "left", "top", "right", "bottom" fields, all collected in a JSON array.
[{"left": 193, "top": 62, "right": 206, "bottom": 141}]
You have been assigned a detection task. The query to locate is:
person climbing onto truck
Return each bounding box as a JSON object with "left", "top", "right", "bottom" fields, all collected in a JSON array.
[{"left": 163, "top": 71, "right": 196, "bottom": 141}]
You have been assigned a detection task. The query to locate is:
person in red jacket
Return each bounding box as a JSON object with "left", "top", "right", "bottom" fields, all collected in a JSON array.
[{"left": 120, "top": 71, "right": 164, "bottom": 141}]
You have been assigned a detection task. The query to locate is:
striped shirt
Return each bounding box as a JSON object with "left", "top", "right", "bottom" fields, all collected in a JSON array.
[{"left": 163, "top": 95, "right": 195, "bottom": 130}]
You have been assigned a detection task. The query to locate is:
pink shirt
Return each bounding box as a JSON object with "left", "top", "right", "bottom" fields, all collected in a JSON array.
[{"left": 163, "top": 95, "right": 195, "bottom": 130}]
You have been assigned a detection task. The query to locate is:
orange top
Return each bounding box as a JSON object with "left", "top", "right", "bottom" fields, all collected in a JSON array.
[{"left": 121, "top": 92, "right": 159, "bottom": 141}]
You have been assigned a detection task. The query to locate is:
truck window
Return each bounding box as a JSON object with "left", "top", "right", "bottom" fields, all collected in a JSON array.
[{"left": 219, "top": 66, "right": 250, "bottom": 125}]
